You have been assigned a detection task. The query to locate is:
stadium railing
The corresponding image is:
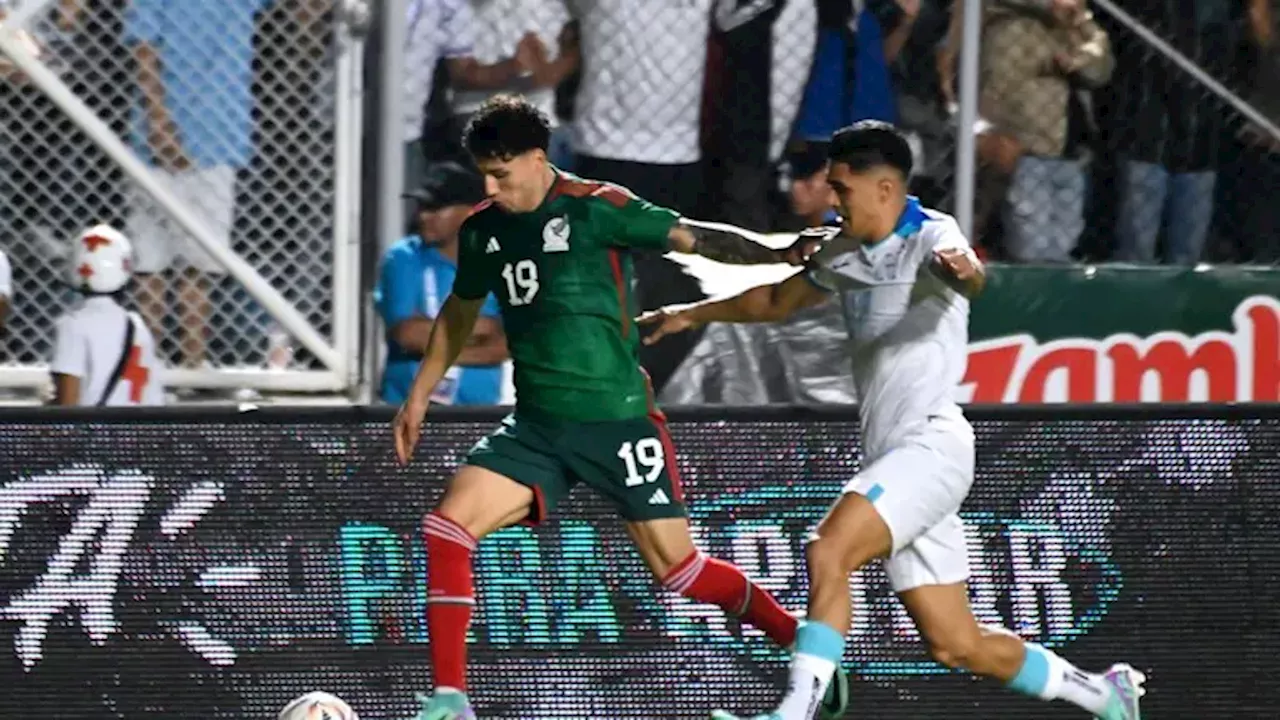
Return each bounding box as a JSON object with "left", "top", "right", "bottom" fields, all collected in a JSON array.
[{"left": 0, "top": 0, "right": 364, "bottom": 395}]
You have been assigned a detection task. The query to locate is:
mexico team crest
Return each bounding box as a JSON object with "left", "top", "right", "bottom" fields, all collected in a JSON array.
[{"left": 542, "top": 216, "right": 571, "bottom": 252}]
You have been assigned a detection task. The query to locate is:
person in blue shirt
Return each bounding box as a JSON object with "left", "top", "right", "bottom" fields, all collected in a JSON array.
[
  {"left": 375, "top": 162, "right": 508, "bottom": 405},
  {"left": 125, "top": 0, "right": 269, "bottom": 372}
]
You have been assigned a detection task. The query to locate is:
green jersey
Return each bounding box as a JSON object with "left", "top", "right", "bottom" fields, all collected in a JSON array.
[{"left": 453, "top": 171, "right": 679, "bottom": 422}]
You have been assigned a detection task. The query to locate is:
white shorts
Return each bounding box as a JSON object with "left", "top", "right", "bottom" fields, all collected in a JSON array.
[
  {"left": 128, "top": 165, "right": 236, "bottom": 275},
  {"left": 846, "top": 415, "right": 975, "bottom": 593}
]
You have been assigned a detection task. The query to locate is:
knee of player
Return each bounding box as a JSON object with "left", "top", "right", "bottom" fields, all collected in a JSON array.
[{"left": 804, "top": 533, "right": 864, "bottom": 577}]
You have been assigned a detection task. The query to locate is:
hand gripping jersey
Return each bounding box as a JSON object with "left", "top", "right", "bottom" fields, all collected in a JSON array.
[{"left": 453, "top": 171, "right": 679, "bottom": 422}]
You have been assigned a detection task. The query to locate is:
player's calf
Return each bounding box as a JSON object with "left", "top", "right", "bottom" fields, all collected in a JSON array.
[
  {"left": 659, "top": 549, "right": 798, "bottom": 648},
  {"left": 419, "top": 466, "right": 536, "bottom": 705},
  {"left": 629, "top": 517, "right": 798, "bottom": 648},
  {"left": 904, "top": 585, "right": 1143, "bottom": 719},
  {"left": 423, "top": 511, "right": 477, "bottom": 694}
]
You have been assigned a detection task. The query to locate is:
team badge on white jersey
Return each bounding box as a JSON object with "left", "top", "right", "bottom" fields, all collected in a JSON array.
[{"left": 542, "top": 216, "right": 570, "bottom": 252}]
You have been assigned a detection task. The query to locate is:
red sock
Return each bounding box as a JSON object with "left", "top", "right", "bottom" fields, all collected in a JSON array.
[
  {"left": 662, "top": 551, "right": 798, "bottom": 648},
  {"left": 423, "top": 512, "right": 477, "bottom": 692}
]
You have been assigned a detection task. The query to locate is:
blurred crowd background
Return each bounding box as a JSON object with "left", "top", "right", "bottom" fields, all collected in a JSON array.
[{"left": 0, "top": 0, "right": 1277, "bottom": 403}]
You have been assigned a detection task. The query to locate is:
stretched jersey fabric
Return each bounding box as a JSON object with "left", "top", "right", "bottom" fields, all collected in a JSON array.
[
  {"left": 453, "top": 171, "right": 678, "bottom": 422},
  {"left": 804, "top": 197, "right": 971, "bottom": 458}
]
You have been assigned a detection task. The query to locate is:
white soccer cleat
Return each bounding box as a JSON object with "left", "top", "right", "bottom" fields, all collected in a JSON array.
[{"left": 1097, "top": 663, "right": 1146, "bottom": 720}]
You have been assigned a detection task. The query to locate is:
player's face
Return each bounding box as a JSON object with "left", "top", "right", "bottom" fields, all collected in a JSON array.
[
  {"left": 827, "top": 162, "right": 901, "bottom": 240},
  {"left": 474, "top": 150, "right": 550, "bottom": 213}
]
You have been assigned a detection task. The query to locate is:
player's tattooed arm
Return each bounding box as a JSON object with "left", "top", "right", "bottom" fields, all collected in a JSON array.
[{"left": 667, "top": 219, "right": 789, "bottom": 265}]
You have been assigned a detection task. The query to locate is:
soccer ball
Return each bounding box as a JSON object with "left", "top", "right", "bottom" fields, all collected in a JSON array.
[{"left": 278, "top": 691, "right": 359, "bottom": 720}]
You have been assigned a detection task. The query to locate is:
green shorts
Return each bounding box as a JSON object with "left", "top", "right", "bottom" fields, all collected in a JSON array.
[{"left": 463, "top": 411, "right": 687, "bottom": 523}]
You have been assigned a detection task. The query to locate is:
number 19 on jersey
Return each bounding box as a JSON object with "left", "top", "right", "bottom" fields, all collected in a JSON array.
[{"left": 501, "top": 260, "right": 540, "bottom": 306}]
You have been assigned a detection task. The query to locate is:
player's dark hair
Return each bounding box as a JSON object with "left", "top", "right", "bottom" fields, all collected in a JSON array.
[
  {"left": 463, "top": 94, "right": 551, "bottom": 160},
  {"left": 827, "top": 120, "right": 913, "bottom": 179}
]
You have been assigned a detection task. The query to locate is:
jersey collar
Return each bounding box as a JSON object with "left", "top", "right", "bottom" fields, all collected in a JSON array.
[
  {"left": 534, "top": 167, "right": 568, "bottom": 211},
  {"left": 864, "top": 196, "right": 926, "bottom": 251}
]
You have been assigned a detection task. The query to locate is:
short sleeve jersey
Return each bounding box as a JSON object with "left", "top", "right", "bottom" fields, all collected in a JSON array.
[
  {"left": 804, "top": 198, "right": 972, "bottom": 457},
  {"left": 453, "top": 171, "right": 679, "bottom": 421},
  {"left": 50, "top": 296, "right": 165, "bottom": 407}
]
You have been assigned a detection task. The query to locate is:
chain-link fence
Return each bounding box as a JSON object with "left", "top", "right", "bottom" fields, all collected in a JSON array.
[
  {"left": 965, "top": 0, "right": 1280, "bottom": 265},
  {"left": 4, "top": 0, "right": 1277, "bottom": 399},
  {"left": 0, "top": 0, "right": 353, "bottom": 394}
]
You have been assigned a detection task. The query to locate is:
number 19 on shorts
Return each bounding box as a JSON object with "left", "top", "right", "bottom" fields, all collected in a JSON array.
[{"left": 618, "top": 438, "right": 665, "bottom": 487}]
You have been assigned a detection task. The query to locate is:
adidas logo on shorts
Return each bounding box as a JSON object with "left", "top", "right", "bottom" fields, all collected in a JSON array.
[{"left": 648, "top": 489, "right": 670, "bottom": 505}]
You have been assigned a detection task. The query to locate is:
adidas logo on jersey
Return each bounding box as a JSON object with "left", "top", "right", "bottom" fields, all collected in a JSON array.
[
  {"left": 485, "top": 237, "right": 501, "bottom": 254},
  {"left": 648, "top": 489, "right": 670, "bottom": 505}
]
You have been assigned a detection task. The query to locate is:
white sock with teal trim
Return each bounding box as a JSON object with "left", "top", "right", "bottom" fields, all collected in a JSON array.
[
  {"left": 1007, "top": 643, "right": 1113, "bottom": 714},
  {"left": 777, "top": 621, "right": 844, "bottom": 720}
]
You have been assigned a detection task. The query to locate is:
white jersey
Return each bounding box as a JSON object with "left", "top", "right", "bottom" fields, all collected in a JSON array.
[
  {"left": 51, "top": 296, "right": 164, "bottom": 407},
  {"left": 805, "top": 200, "right": 972, "bottom": 458}
]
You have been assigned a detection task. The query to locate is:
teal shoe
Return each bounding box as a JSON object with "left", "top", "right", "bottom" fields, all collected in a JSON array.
[
  {"left": 1096, "top": 664, "right": 1146, "bottom": 720},
  {"left": 402, "top": 689, "right": 476, "bottom": 720}
]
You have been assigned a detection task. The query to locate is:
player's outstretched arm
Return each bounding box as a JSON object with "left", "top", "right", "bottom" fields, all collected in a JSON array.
[
  {"left": 668, "top": 219, "right": 810, "bottom": 266},
  {"left": 636, "top": 271, "right": 829, "bottom": 344},
  {"left": 394, "top": 294, "right": 485, "bottom": 464}
]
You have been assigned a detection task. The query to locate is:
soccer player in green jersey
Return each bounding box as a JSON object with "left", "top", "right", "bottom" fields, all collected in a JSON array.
[{"left": 391, "top": 94, "right": 847, "bottom": 720}]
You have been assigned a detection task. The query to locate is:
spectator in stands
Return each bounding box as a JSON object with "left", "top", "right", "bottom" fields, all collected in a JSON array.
[
  {"left": 0, "top": 1, "right": 130, "bottom": 370},
  {"left": 1235, "top": 0, "right": 1279, "bottom": 261},
  {"left": 374, "top": 162, "right": 508, "bottom": 406},
  {"left": 50, "top": 0, "right": 131, "bottom": 240},
  {"left": 51, "top": 225, "right": 164, "bottom": 407},
  {"left": 1104, "top": 0, "right": 1242, "bottom": 264},
  {"left": 793, "top": 0, "right": 922, "bottom": 143},
  {"left": 125, "top": 0, "right": 265, "bottom": 374},
  {"left": 981, "top": 0, "right": 1113, "bottom": 263},
  {"left": 570, "top": 0, "right": 713, "bottom": 393},
  {"left": 891, "top": 0, "right": 956, "bottom": 207},
  {"left": 449, "top": 0, "right": 578, "bottom": 169},
  {"left": 405, "top": 0, "right": 545, "bottom": 187},
  {"left": 778, "top": 142, "right": 840, "bottom": 231},
  {"left": 702, "top": 0, "right": 816, "bottom": 231},
  {"left": 572, "top": 0, "right": 713, "bottom": 213}
]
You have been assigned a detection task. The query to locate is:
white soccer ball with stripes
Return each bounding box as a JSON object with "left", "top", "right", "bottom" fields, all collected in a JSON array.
[{"left": 278, "top": 691, "right": 359, "bottom": 720}]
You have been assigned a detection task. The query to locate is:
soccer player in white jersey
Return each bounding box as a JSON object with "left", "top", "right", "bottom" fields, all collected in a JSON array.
[
  {"left": 639, "top": 121, "right": 1145, "bottom": 720},
  {"left": 51, "top": 225, "right": 164, "bottom": 407}
]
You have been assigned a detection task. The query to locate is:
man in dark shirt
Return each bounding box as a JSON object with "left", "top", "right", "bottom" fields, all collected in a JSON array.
[{"left": 1103, "top": 0, "right": 1252, "bottom": 264}]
